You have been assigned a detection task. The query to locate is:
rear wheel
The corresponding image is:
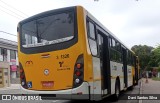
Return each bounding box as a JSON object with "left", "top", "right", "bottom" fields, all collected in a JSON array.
[
  {"left": 128, "top": 76, "right": 135, "bottom": 90},
  {"left": 114, "top": 80, "right": 120, "bottom": 101}
]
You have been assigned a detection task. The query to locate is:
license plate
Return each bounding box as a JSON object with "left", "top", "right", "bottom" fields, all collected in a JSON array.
[{"left": 41, "top": 81, "right": 54, "bottom": 87}]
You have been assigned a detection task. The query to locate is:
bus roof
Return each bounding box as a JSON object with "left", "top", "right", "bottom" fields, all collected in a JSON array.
[
  {"left": 18, "top": 5, "right": 135, "bottom": 55},
  {"left": 81, "top": 6, "right": 135, "bottom": 54}
]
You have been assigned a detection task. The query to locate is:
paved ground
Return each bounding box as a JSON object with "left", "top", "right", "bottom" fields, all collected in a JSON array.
[
  {"left": 141, "top": 78, "right": 160, "bottom": 103},
  {"left": 10, "top": 78, "right": 20, "bottom": 84},
  {"left": 0, "top": 83, "right": 140, "bottom": 103}
]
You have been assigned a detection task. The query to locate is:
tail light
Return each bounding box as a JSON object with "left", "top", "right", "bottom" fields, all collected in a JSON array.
[
  {"left": 75, "top": 71, "right": 81, "bottom": 76},
  {"left": 19, "top": 63, "right": 28, "bottom": 89},
  {"left": 73, "top": 54, "right": 84, "bottom": 88},
  {"left": 76, "top": 63, "right": 82, "bottom": 69}
]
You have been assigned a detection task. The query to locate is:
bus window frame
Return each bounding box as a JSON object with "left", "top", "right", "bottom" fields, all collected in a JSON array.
[
  {"left": 109, "top": 36, "right": 123, "bottom": 63},
  {"left": 19, "top": 7, "right": 78, "bottom": 54},
  {"left": 126, "top": 50, "right": 133, "bottom": 66},
  {"left": 86, "top": 17, "right": 98, "bottom": 57},
  {"left": 96, "top": 25, "right": 109, "bottom": 58}
]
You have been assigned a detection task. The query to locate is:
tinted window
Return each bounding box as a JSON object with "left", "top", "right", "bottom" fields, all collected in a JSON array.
[
  {"left": 21, "top": 12, "right": 74, "bottom": 48},
  {"left": 112, "top": 39, "right": 116, "bottom": 47},
  {"left": 109, "top": 38, "right": 112, "bottom": 47}
]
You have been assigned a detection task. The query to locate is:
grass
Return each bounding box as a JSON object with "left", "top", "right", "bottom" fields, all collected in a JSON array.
[{"left": 152, "top": 77, "right": 160, "bottom": 81}]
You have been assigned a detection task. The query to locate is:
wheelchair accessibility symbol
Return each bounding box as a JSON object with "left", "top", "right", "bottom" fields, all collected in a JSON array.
[{"left": 27, "top": 82, "right": 32, "bottom": 88}]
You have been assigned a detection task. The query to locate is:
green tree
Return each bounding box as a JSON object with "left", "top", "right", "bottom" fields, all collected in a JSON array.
[
  {"left": 158, "top": 67, "right": 160, "bottom": 72},
  {"left": 131, "top": 45, "right": 154, "bottom": 70},
  {"left": 149, "top": 45, "right": 160, "bottom": 67}
]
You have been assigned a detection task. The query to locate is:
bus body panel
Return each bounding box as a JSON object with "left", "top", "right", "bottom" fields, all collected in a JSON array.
[
  {"left": 110, "top": 61, "right": 123, "bottom": 94},
  {"left": 76, "top": 6, "right": 94, "bottom": 83},
  {"left": 92, "top": 57, "right": 102, "bottom": 100},
  {"left": 19, "top": 43, "right": 82, "bottom": 90}
]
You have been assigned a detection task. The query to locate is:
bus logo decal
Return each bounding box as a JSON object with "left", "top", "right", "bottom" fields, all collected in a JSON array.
[
  {"left": 25, "top": 60, "right": 33, "bottom": 65},
  {"left": 59, "top": 61, "right": 64, "bottom": 67}
]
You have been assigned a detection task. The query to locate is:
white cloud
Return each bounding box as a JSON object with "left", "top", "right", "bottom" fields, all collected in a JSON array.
[{"left": 0, "top": 0, "right": 160, "bottom": 48}]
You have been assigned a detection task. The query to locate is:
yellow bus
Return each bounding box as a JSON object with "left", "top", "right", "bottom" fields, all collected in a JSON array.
[{"left": 18, "top": 6, "right": 139, "bottom": 101}]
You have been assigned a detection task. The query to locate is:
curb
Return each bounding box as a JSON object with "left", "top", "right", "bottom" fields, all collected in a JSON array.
[
  {"left": 0, "top": 87, "right": 20, "bottom": 91},
  {"left": 139, "top": 79, "right": 143, "bottom": 103},
  {"left": 0, "top": 84, "right": 20, "bottom": 91}
]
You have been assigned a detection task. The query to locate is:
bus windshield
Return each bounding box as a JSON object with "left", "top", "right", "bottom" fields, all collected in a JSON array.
[{"left": 21, "top": 12, "right": 75, "bottom": 48}]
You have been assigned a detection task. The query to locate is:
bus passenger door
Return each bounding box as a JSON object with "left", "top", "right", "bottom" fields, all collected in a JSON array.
[
  {"left": 122, "top": 47, "right": 128, "bottom": 88},
  {"left": 97, "top": 33, "right": 111, "bottom": 96}
]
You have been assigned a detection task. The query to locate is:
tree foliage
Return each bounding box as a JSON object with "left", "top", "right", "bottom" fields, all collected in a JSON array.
[
  {"left": 131, "top": 45, "right": 154, "bottom": 70},
  {"left": 149, "top": 45, "right": 160, "bottom": 67}
]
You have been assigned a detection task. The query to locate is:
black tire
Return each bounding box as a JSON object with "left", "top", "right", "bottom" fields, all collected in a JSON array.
[
  {"left": 128, "top": 77, "right": 135, "bottom": 91},
  {"left": 114, "top": 80, "right": 120, "bottom": 101},
  {"left": 128, "top": 85, "right": 134, "bottom": 91}
]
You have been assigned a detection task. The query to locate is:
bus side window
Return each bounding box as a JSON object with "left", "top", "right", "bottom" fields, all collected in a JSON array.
[
  {"left": 116, "top": 42, "right": 122, "bottom": 63},
  {"left": 97, "top": 34, "right": 102, "bottom": 57},
  {"left": 88, "top": 22, "right": 96, "bottom": 39},
  {"left": 87, "top": 20, "right": 98, "bottom": 56},
  {"left": 109, "top": 38, "right": 112, "bottom": 47},
  {"left": 116, "top": 42, "right": 121, "bottom": 51},
  {"left": 131, "top": 54, "right": 134, "bottom": 66},
  {"left": 126, "top": 50, "right": 129, "bottom": 65},
  {"left": 112, "top": 39, "right": 116, "bottom": 48},
  {"left": 127, "top": 51, "right": 132, "bottom": 66},
  {"left": 109, "top": 38, "right": 122, "bottom": 63},
  {"left": 110, "top": 38, "right": 116, "bottom": 61}
]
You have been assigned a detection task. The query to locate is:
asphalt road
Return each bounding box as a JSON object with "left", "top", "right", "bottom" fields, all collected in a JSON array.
[{"left": 0, "top": 85, "right": 140, "bottom": 103}]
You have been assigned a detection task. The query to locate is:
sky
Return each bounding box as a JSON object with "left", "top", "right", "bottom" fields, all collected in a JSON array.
[{"left": 0, "top": 0, "right": 160, "bottom": 49}]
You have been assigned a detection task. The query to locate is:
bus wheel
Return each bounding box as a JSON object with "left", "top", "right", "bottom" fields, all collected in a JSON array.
[
  {"left": 128, "top": 77, "right": 135, "bottom": 90},
  {"left": 114, "top": 80, "right": 120, "bottom": 100}
]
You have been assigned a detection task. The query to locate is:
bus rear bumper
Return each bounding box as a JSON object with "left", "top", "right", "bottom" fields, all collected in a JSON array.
[{"left": 20, "top": 82, "right": 90, "bottom": 100}]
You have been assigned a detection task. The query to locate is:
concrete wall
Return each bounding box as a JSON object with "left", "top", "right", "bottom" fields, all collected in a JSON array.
[{"left": 0, "top": 61, "right": 10, "bottom": 88}]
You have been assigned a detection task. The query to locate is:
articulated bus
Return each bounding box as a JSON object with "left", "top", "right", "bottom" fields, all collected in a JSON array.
[{"left": 18, "top": 6, "right": 139, "bottom": 101}]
